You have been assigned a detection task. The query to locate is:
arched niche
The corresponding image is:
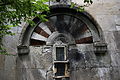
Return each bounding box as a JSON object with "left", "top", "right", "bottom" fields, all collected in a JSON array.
[{"left": 18, "top": 5, "right": 106, "bottom": 55}]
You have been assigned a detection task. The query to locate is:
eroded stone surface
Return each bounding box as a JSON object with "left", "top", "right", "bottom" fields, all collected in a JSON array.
[{"left": 1, "top": 0, "right": 120, "bottom": 80}]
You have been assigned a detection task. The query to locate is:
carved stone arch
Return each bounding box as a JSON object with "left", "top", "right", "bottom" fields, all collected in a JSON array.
[
  {"left": 47, "top": 31, "right": 75, "bottom": 45},
  {"left": 49, "top": 5, "right": 105, "bottom": 42},
  {"left": 18, "top": 5, "right": 106, "bottom": 54}
]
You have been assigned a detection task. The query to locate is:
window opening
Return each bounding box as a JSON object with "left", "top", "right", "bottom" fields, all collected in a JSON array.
[
  {"left": 56, "top": 47, "right": 65, "bottom": 61},
  {"left": 55, "top": 77, "right": 69, "bottom": 80},
  {"left": 55, "top": 63, "right": 65, "bottom": 76},
  {"left": 53, "top": 45, "right": 69, "bottom": 80}
]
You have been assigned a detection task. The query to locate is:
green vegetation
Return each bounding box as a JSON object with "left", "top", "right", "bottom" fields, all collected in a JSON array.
[{"left": 0, "top": 0, "right": 49, "bottom": 54}]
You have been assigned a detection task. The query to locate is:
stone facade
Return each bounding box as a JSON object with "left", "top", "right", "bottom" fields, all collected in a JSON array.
[{"left": 0, "top": 0, "right": 120, "bottom": 80}]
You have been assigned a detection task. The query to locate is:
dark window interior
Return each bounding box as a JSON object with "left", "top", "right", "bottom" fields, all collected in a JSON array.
[
  {"left": 56, "top": 47, "right": 64, "bottom": 61},
  {"left": 55, "top": 78, "right": 69, "bottom": 80},
  {"left": 55, "top": 78, "right": 62, "bottom": 80},
  {"left": 54, "top": 47, "right": 69, "bottom": 80},
  {"left": 55, "top": 63, "right": 65, "bottom": 76}
]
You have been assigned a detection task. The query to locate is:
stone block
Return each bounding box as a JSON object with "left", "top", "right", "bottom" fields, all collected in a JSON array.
[
  {"left": 0, "top": 69, "right": 5, "bottom": 80},
  {"left": 96, "top": 15, "right": 116, "bottom": 31},
  {"left": 115, "top": 15, "right": 120, "bottom": 26},
  {"left": 94, "top": 42, "right": 107, "bottom": 54},
  {"left": 0, "top": 55, "right": 5, "bottom": 70},
  {"left": 113, "top": 31, "right": 120, "bottom": 50},
  {"left": 17, "top": 46, "right": 30, "bottom": 55}
]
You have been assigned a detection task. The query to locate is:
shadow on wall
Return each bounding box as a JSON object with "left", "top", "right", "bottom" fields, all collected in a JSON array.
[{"left": 69, "top": 49, "right": 84, "bottom": 61}]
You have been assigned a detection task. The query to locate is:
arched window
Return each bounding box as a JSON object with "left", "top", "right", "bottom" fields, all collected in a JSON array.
[{"left": 18, "top": 5, "right": 107, "bottom": 80}]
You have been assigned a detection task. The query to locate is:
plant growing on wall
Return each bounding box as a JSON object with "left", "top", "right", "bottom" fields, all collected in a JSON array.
[
  {"left": 0, "top": 0, "right": 49, "bottom": 54},
  {"left": 0, "top": 0, "right": 93, "bottom": 54}
]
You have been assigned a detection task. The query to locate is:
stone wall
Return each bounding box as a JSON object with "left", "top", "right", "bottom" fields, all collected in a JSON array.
[{"left": 0, "top": 0, "right": 120, "bottom": 80}]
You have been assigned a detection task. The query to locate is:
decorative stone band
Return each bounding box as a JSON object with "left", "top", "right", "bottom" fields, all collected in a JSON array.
[
  {"left": 17, "top": 45, "right": 30, "bottom": 55},
  {"left": 94, "top": 42, "right": 107, "bottom": 54}
]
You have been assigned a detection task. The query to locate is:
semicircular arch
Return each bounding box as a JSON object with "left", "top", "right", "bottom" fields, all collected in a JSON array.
[{"left": 19, "top": 5, "right": 104, "bottom": 47}]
